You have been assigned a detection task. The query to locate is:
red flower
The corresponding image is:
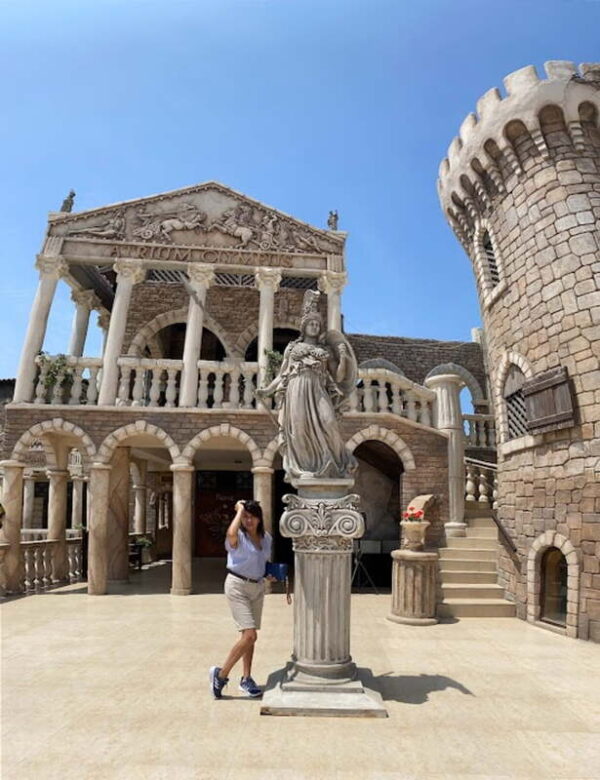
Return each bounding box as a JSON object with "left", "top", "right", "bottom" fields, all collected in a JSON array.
[
  {"left": 417, "top": 510, "right": 424, "bottom": 518},
  {"left": 403, "top": 512, "right": 408, "bottom": 518},
  {"left": 408, "top": 506, "right": 415, "bottom": 511}
]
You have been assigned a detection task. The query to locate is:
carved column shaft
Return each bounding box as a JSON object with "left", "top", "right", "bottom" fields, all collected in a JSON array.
[
  {"left": 47, "top": 469, "right": 69, "bottom": 582},
  {"left": 106, "top": 447, "right": 130, "bottom": 582},
  {"left": 68, "top": 289, "right": 97, "bottom": 357},
  {"left": 180, "top": 265, "right": 214, "bottom": 407},
  {"left": 88, "top": 463, "right": 111, "bottom": 595},
  {"left": 252, "top": 466, "right": 274, "bottom": 536},
  {"left": 14, "top": 256, "right": 68, "bottom": 403},
  {"left": 318, "top": 272, "right": 347, "bottom": 332},
  {"left": 132, "top": 459, "right": 148, "bottom": 535},
  {"left": 256, "top": 268, "right": 282, "bottom": 386},
  {"left": 71, "top": 477, "right": 85, "bottom": 529},
  {"left": 22, "top": 474, "right": 36, "bottom": 529},
  {"left": 170, "top": 464, "right": 194, "bottom": 596},
  {"left": 0, "top": 461, "right": 24, "bottom": 593}
]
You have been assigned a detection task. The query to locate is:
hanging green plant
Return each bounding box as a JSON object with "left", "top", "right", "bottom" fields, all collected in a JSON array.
[
  {"left": 264, "top": 348, "right": 283, "bottom": 383},
  {"left": 38, "top": 353, "right": 74, "bottom": 390}
]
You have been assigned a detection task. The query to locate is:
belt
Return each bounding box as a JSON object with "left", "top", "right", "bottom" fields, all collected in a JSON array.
[{"left": 227, "top": 569, "right": 261, "bottom": 584}]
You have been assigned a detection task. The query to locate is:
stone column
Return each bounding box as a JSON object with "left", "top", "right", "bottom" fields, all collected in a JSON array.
[
  {"left": 255, "top": 268, "right": 282, "bottom": 386},
  {"left": 98, "top": 260, "right": 145, "bottom": 406},
  {"left": 47, "top": 468, "right": 69, "bottom": 583},
  {"left": 0, "top": 461, "right": 25, "bottom": 593},
  {"left": 252, "top": 466, "right": 274, "bottom": 536},
  {"left": 318, "top": 271, "right": 347, "bottom": 332},
  {"left": 180, "top": 264, "right": 215, "bottom": 406},
  {"left": 22, "top": 472, "right": 36, "bottom": 529},
  {"left": 88, "top": 463, "right": 112, "bottom": 595},
  {"left": 132, "top": 460, "right": 148, "bottom": 535},
  {"left": 425, "top": 373, "right": 466, "bottom": 537},
  {"left": 106, "top": 447, "right": 130, "bottom": 582},
  {"left": 71, "top": 476, "right": 85, "bottom": 529},
  {"left": 97, "top": 310, "right": 110, "bottom": 356},
  {"left": 68, "top": 289, "right": 98, "bottom": 357},
  {"left": 13, "top": 256, "right": 68, "bottom": 402},
  {"left": 170, "top": 463, "right": 194, "bottom": 595},
  {"left": 388, "top": 550, "right": 439, "bottom": 625}
]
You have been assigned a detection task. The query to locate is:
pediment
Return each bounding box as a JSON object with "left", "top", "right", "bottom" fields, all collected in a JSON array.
[{"left": 48, "top": 181, "right": 344, "bottom": 255}]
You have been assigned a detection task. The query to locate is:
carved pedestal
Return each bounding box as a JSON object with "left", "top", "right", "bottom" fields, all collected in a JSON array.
[
  {"left": 260, "top": 479, "right": 387, "bottom": 718},
  {"left": 388, "top": 549, "right": 439, "bottom": 626}
]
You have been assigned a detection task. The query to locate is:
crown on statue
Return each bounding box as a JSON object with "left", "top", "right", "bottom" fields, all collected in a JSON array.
[{"left": 300, "top": 289, "right": 322, "bottom": 328}]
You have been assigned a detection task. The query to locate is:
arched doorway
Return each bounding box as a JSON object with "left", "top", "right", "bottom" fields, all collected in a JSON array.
[
  {"left": 540, "top": 546, "right": 568, "bottom": 627},
  {"left": 244, "top": 328, "right": 299, "bottom": 362},
  {"left": 155, "top": 323, "right": 226, "bottom": 361}
]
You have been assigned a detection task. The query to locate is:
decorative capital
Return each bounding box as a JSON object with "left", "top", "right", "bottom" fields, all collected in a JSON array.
[
  {"left": 35, "top": 255, "right": 69, "bottom": 279},
  {"left": 71, "top": 288, "right": 98, "bottom": 310},
  {"left": 255, "top": 267, "right": 282, "bottom": 291},
  {"left": 280, "top": 493, "right": 364, "bottom": 553},
  {"left": 96, "top": 309, "right": 110, "bottom": 331},
  {"left": 318, "top": 271, "right": 347, "bottom": 295},
  {"left": 113, "top": 259, "right": 145, "bottom": 285},
  {"left": 186, "top": 263, "right": 215, "bottom": 289}
]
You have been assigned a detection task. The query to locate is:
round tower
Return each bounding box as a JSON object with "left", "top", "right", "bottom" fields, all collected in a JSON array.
[{"left": 438, "top": 61, "right": 600, "bottom": 641}]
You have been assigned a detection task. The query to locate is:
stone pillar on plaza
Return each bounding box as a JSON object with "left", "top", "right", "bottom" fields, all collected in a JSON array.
[
  {"left": 98, "top": 260, "right": 145, "bottom": 406},
  {"left": 170, "top": 463, "right": 194, "bottom": 596},
  {"left": 252, "top": 466, "right": 274, "bottom": 536},
  {"left": 180, "top": 264, "right": 215, "bottom": 407},
  {"left": 13, "top": 255, "right": 68, "bottom": 403},
  {"left": 0, "top": 461, "right": 25, "bottom": 593},
  {"left": 47, "top": 468, "right": 70, "bottom": 583},
  {"left": 318, "top": 271, "right": 347, "bottom": 332},
  {"left": 131, "top": 459, "right": 148, "bottom": 535},
  {"left": 425, "top": 373, "right": 466, "bottom": 537},
  {"left": 22, "top": 472, "right": 36, "bottom": 529},
  {"left": 68, "top": 288, "right": 97, "bottom": 357},
  {"left": 255, "top": 268, "right": 282, "bottom": 387},
  {"left": 106, "top": 447, "right": 130, "bottom": 582},
  {"left": 88, "top": 463, "right": 112, "bottom": 595},
  {"left": 71, "top": 476, "right": 86, "bottom": 529}
]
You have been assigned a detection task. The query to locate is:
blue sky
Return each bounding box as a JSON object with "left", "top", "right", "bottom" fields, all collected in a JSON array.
[{"left": 1, "top": 0, "right": 598, "bottom": 378}]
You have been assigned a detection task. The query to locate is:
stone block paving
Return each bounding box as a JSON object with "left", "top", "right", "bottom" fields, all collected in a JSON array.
[{"left": 2, "top": 560, "right": 600, "bottom": 779}]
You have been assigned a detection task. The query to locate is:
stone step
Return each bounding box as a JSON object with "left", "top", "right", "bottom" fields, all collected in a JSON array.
[
  {"left": 440, "top": 558, "right": 497, "bottom": 572},
  {"left": 447, "top": 537, "right": 498, "bottom": 550},
  {"left": 439, "top": 548, "right": 497, "bottom": 561},
  {"left": 440, "top": 583, "right": 505, "bottom": 599},
  {"left": 467, "top": 528, "right": 498, "bottom": 539},
  {"left": 439, "top": 569, "right": 498, "bottom": 584},
  {"left": 437, "top": 599, "right": 516, "bottom": 618},
  {"left": 465, "top": 516, "right": 497, "bottom": 528}
]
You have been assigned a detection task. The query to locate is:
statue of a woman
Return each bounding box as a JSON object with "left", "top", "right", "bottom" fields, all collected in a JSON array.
[{"left": 256, "top": 290, "right": 357, "bottom": 482}]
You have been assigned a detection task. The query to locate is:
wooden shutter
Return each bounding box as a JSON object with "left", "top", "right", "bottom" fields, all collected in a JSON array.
[{"left": 522, "top": 366, "right": 575, "bottom": 434}]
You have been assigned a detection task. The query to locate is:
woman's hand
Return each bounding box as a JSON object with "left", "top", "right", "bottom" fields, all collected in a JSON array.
[{"left": 234, "top": 500, "right": 246, "bottom": 515}]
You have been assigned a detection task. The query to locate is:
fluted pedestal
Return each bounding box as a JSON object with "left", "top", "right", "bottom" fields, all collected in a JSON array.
[
  {"left": 260, "top": 479, "right": 387, "bottom": 718},
  {"left": 388, "top": 550, "right": 438, "bottom": 626}
]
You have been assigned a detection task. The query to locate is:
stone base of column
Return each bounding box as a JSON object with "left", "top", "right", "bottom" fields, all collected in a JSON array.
[
  {"left": 170, "top": 587, "right": 191, "bottom": 596},
  {"left": 260, "top": 664, "right": 387, "bottom": 718},
  {"left": 445, "top": 521, "right": 467, "bottom": 538},
  {"left": 387, "top": 549, "right": 438, "bottom": 626}
]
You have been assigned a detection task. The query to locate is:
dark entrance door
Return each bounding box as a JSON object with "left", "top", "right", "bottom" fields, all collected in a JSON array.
[{"left": 194, "top": 471, "right": 253, "bottom": 557}]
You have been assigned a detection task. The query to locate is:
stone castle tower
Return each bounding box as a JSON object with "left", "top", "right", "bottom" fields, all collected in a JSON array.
[{"left": 438, "top": 61, "right": 600, "bottom": 641}]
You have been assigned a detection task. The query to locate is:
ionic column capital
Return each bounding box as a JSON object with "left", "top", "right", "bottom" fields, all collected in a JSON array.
[
  {"left": 97, "top": 309, "right": 110, "bottom": 331},
  {"left": 318, "top": 271, "right": 347, "bottom": 295},
  {"left": 255, "top": 268, "right": 282, "bottom": 291},
  {"left": 113, "top": 259, "right": 145, "bottom": 285},
  {"left": 46, "top": 469, "right": 70, "bottom": 480},
  {"left": 35, "top": 255, "right": 69, "bottom": 279},
  {"left": 186, "top": 263, "right": 215, "bottom": 289},
  {"left": 71, "top": 288, "right": 99, "bottom": 310}
]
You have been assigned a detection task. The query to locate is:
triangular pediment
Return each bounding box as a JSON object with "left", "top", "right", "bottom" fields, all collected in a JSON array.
[{"left": 48, "top": 181, "right": 344, "bottom": 255}]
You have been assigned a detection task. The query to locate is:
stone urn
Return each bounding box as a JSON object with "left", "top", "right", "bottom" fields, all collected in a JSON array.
[{"left": 401, "top": 520, "right": 430, "bottom": 551}]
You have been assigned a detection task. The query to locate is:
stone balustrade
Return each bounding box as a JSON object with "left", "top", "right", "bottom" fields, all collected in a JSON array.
[
  {"left": 19, "top": 538, "right": 82, "bottom": 593},
  {"left": 116, "top": 357, "right": 183, "bottom": 407},
  {"left": 463, "top": 414, "right": 496, "bottom": 449},
  {"left": 33, "top": 355, "right": 103, "bottom": 406},
  {"left": 349, "top": 369, "right": 435, "bottom": 427},
  {"left": 21, "top": 528, "right": 81, "bottom": 541},
  {"left": 464, "top": 458, "right": 498, "bottom": 509},
  {"left": 195, "top": 360, "right": 259, "bottom": 410}
]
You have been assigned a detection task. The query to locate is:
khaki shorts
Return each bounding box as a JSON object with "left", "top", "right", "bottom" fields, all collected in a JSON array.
[{"left": 225, "top": 573, "right": 265, "bottom": 631}]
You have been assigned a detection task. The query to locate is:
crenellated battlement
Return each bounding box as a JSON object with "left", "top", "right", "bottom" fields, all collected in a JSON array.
[{"left": 438, "top": 61, "right": 600, "bottom": 243}]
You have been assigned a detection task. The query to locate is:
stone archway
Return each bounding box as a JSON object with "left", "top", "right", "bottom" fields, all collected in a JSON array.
[
  {"left": 181, "top": 424, "right": 261, "bottom": 467},
  {"left": 11, "top": 417, "right": 97, "bottom": 469},
  {"left": 527, "top": 530, "right": 580, "bottom": 638},
  {"left": 127, "top": 307, "right": 235, "bottom": 358},
  {"left": 494, "top": 350, "right": 534, "bottom": 443},
  {"left": 97, "top": 421, "right": 181, "bottom": 464},
  {"left": 345, "top": 425, "right": 416, "bottom": 471}
]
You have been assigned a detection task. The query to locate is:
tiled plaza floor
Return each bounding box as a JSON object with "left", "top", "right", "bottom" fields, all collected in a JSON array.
[{"left": 2, "top": 559, "right": 599, "bottom": 779}]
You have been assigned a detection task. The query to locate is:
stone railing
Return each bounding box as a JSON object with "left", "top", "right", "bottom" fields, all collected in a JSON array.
[
  {"left": 463, "top": 414, "right": 496, "bottom": 449},
  {"left": 195, "top": 360, "right": 259, "bottom": 409},
  {"left": 465, "top": 457, "right": 497, "bottom": 509},
  {"left": 348, "top": 369, "right": 435, "bottom": 427},
  {"left": 21, "top": 528, "right": 81, "bottom": 541},
  {"left": 20, "top": 537, "right": 82, "bottom": 594},
  {"left": 116, "top": 357, "right": 183, "bottom": 407},
  {"left": 34, "top": 355, "right": 103, "bottom": 405}
]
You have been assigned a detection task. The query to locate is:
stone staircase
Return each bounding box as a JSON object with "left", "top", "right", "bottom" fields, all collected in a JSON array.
[{"left": 437, "top": 509, "right": 516, "bottom": 618}]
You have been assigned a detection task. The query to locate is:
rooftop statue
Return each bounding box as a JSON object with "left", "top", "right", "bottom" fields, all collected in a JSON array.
[
  {"left": 256, "top": 289, "right": 357, "bottom": 481},
  {"left": 60, "top": 190, "right": 76, "bottom": 213},
  {"left": 327, "top": 209, "right": 339, "bottom": 230}
]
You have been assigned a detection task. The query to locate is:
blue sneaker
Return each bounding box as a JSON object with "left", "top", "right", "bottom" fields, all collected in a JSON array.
[
  {"left": 209, "top": 666, "right": 228, "bottom": 699},
  {"left": 239, "top": 675, "right": 262, "bottom": 698}
]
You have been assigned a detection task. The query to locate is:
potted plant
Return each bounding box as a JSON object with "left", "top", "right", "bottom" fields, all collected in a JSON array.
[{"left": 400, "top": 506, "right": 430, "bottom": 551}]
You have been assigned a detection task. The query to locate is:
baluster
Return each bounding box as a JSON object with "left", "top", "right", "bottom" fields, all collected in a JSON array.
[
  {"left": 348, "top": 388, "right": 359, "bottom": 412},
  {"left": 23, "top": 547, "right": 34, "bottom": 591},
  {"left": 68, "top": 543, "right": 75, "bottom": 581},
  {"left": 213, "top": 369, "right": 225, "bottom": 408},
  {"left": 241, "top": 368, "right": 254, "bottom": 409},
  {"left": 363, "top": 380, "right": 374, "bottom": 413},
  {"left": 406, "top": 393, "right": 417, "bottom": 421},
  {"left": 419, "top": 400, "right": 431, "bottom": 427},
  {"left": 34, "top": 545, "right": 44, "bottom": 591},
  {"left": 148, "top": 368, "right": 162, "bottom": 407},
  {"left": 87, "top": 366, "right": 99, "bottom": 405},
  {"left": 69, "top": 365, "right": 83, "bottom": 405},
  {"left": 129, "top": 366, "right": 144, "bottom": 406},
  {"left": 34, "top": 363, "right": 49, "bottom": 404},
  {"left": 165, "top": 367, "right": 178, "bottom": 408},
  {"left": 198, "top": 367, "right": 209, "bottom": 408},
  {"left": 51, "top": 367, "right": 65, "bottom": 404},
  {"left": 465, "top": 464, "right": 477, "bottom": 502},
  {"left": 43, "top": 544, "right": 53, "bottom": 588},
  {"left": 228, "top": 367, "right": 241, "bottom": 409},
  {"left": 492, "top": 473, "right": 499, "bottom": 510},
  {"left": 478, "top": 469, "right": 490, "bottom": 504},
  {"left": 391, "top": 385, "right": 402, "bottom": 416},
  {"left": 377, "top": 382, "right": 387, "bottom": 413},
  {"left": 490, "top": 422, "right": 497, "bottom": 449},
  {"left": 117, "top": 365, "right": 133, "bottom": 405}
]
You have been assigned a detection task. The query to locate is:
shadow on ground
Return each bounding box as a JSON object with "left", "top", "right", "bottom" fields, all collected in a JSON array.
[{"left": 369, "top": 669, "right": 473, "bottom": 704}]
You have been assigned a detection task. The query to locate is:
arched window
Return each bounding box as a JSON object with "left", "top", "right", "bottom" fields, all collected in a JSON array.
[
  {"left": 540, "top": 547, "right": 568, "bottom": 627},
  {"left": 503, "top": 364, "right": 528, "bottom": 439},
  {"left": 482, "top": 230, "right": 501, "bottom": 286}
]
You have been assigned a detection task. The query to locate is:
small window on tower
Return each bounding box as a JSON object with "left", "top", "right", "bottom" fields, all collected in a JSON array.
[
  {"left": 503, "top": 364, "right": 528, "bottom": 439},
  {"left": 482, "top": 230, "right": 501, "bottom": 287}
]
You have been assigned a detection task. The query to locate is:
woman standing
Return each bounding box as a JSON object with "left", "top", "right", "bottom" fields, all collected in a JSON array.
[{"left": 209, "top": 500, "right": 272, "bottom": 699}]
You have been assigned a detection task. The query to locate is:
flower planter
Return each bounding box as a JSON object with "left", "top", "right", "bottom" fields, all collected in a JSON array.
[{"left": 400, "top": 520, "right": 430, "bottom": 551}]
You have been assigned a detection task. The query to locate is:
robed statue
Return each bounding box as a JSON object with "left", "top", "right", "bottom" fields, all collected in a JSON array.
[{"left": 256, "top": 290, "right": 357, "bottom": 482}]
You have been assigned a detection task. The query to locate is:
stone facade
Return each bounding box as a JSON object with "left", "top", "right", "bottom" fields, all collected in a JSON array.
[{"left": 438, "top": 61, "right": 600, "bottom": 641}]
